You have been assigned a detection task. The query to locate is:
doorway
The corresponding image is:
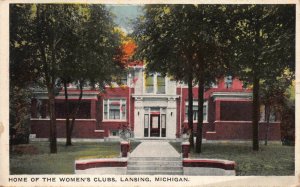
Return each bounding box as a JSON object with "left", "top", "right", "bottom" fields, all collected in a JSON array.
[
  {"left": 144, "top": 107, "right": 166, "bottom": 138},
  {"left": 150, "top": 114, "right": 160, "bottom": 137}
]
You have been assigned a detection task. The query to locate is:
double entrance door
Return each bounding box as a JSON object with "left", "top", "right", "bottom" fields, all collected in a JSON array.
[{"left": 144, "top": 107, "right": 166, "bottom": 137}]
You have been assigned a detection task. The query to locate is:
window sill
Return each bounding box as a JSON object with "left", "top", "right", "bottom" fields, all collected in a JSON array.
[
  {"left": 183, "top": 120, "right": 208, "bottom": 123},
  {"left": 102, "top": 120, "right": 127, "bottom": 122}
]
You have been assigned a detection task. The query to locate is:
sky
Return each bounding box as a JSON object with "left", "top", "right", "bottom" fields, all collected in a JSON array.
[{"left": 107, "top": 5, "right": 144, "bottom": 34}]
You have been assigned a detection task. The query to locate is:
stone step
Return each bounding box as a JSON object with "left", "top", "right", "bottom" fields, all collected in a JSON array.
[
  {"left": 128, "top": 161, "right": 182, "bottom": 167},
  {"left": 126, "top": 170, "right": 183, "bottom": 175},
  {"left": 129, "top": 157, "right": 181, "bottom": 161},
  {"left": 127, "top": 165, "right": 182, "bottom": 171}
]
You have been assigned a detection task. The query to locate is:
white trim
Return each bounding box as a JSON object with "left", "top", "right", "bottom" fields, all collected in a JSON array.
[
  {"left": 184, "top": 100, "right": 208, "bottom": 122},
  {"left": 132, "top": 94, "right": 179, "bottom": 99},
  {"left": 94, "top": 130, "right": 104, "bottom": 133},
  {"left": 102, "top": 120, "right": 127, "bottom": 122},
  {"left": 30, "top": 118, "right": 96, "bottom": 121},
  {"left": 103, "top": 98, "right": 127, "bottom": 121},
  {"left": 143, "top": 73, "right": 167, "bottom": 95},
  {"left": 212, "top": 92, "right": 252, "bottom": 100},
  {"left": 214, "top": 120, "right": 280, "bottom": 124}
]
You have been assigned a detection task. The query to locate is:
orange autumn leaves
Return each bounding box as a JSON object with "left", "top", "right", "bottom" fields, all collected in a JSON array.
[{"left": 119, "top": 38, "right": 137, "bottom": 66}]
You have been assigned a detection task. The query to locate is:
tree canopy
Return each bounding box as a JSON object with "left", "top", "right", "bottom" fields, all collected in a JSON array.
[{"left": 10, "top": 4, "right": 124, "bottom": 152}]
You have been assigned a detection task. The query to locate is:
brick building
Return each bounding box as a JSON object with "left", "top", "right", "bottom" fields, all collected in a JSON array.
[{"left": 30, "top": 64, "right": 281, "bottom": 140}]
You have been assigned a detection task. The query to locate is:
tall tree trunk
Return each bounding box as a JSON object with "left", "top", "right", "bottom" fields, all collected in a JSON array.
[
  {"left": 252, "top": 73, "right": 260, "bottom": 151},
  {"left": 36, "top": 5, "right": 57, "bottom": 153},
  {"left": 47, "top": 87, "right": 57, "bottom": 153},
  {"left": 68, "top": 80, "right": 84, "bottom": 145},
  {"left": 264, "top": 103, "right": 270, "bottom": 146},
  {"left": 63, "top": 81, "right": 72, "bottom": 146},
  {"left": 188, "top": 75, "right": 194, "bottom": 148},
  {"left": 195, "top": 69, "right": 204, "bottom": 153}
]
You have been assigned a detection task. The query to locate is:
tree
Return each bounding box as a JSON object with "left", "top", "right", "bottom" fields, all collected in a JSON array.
[
  {"left": 260, "top": 70, "right": 294, "bottom": 145},
  {"left": 59, "top": 5, "right": 123, "bottom": 146},
  {"left": 133, "top": 5, "right": 197, "bottom": 148},
  {"left": 9, "top": 4, "right": 40, "bottom": 147},
  {"left": 228, "top": 5, "right": 295, "bottom": 150},
  {"left": 134, "top": 5, "right": 229, "bottom": 152},
  {"left": 10, "top": 4, "right": 124, "bottom": 150}
]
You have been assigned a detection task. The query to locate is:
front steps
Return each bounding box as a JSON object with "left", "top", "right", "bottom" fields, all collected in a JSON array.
[{"left": 127, "top": 157, "right": 183, "bottom": 175}]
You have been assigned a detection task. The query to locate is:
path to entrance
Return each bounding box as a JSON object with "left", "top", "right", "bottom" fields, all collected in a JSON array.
[{"left": 130, "top": 141, "right": 180, "bottom": 157}]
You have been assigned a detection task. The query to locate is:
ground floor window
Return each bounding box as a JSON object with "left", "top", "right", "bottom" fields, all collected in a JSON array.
[
  {"left": 55, "top": 101, "right": 91, "bottom": 119},
  {"left": 220, "top": 101, "right": 252, "bottom": 121},
  {"left": 31, "top": 99, "right": 91, "bottom": 119},
  {"left": 260, "top": 105, "right": 278, "bottom": 122},
  {"left": 103, "top": 99, "right": 126, "bottom": 120},
  {"left": 185, "top": 100, "right": 208, "bottom": 122}
]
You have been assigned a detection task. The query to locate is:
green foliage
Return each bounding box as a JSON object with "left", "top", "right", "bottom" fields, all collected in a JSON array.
[
  {"left": 10, "top": 4, "right": 124, "bottom": 151},
  {"left": 9, "top": 86, "right": 32, "bottom": 145},
  {"left": 228, "top": 5, "right": 295, "bottom": 82},
  {"left": 133, "top": 5, "right": 235, "bottom": 152},
  {"left": 133, "top": 5, "right": 229, "bottom": 83},
  {"left": 226, "top": 5, "right": 295, "bottom": 150}
]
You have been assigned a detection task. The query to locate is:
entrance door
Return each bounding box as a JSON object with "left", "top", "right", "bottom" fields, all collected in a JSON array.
[{"left": 150, "top": 114, "right": 160, "bottom": 137}]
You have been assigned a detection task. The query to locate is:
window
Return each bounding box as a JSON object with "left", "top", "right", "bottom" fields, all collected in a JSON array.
[
  {"left": 185, "top": 101, "right": 208, "bottom": 122},
  {"left": 145, "top": 73, "right": 166, "bottom": 94},
  {"left": 224, "top": 76, "right": 233, "bottom": 88},
  {"left": 110, "top": 130, "right": 119, "bottom": 136},
  {"left": 145, "top": 74, "right": 154, "bottom": 93},
  {"left": 260, "top": 105, "right": 277, "bottom": 122},
  {"left": 120, "top": 74, "right": 127, "bottom": 86},
  {"left": 157, "top": 74, "right": 166, "bottom": 94},
  {"left": 103, "top": 99, "right": 126, "bottom": 120}
]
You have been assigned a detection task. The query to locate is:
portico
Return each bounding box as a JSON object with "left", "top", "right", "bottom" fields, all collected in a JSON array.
[{"left": 132, "top": 95, "right": 178, "bottom": 139}]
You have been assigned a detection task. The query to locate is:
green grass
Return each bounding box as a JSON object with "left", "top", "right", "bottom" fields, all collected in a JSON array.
[
  {"left": 169, "top": 142, "right": 294, "bottom": 176},
  {"left": 10, "top": 141, "right": 140, "bottom": 174}
]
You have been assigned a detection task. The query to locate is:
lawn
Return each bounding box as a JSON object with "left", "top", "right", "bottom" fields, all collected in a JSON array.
[
  {"left": 10, "top": 141, "right": 140, "bottom": 174},
  {"left": 170, "top": 142, "right": 294, "bottom": 176}
]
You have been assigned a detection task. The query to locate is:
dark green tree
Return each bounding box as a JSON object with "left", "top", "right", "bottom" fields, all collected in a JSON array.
[
  {"left": 59, "top": 5, "right": 123, "bottom": 146},
  {"left": 134, "top": 5, "right": 229, "bottom": 152},
  {"left": 9, "top": 4, "right": 39, "bottom": 147},
  {"left": 10, "top": 4, "right": 124, "bottom": 152},
  {"left": 228, "top": 5, "right": 295, "bottom": 150}
]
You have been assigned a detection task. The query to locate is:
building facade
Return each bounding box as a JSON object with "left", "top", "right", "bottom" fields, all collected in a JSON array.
[{"left": 30, "top": 64, "right": 281, "bottom": 140}]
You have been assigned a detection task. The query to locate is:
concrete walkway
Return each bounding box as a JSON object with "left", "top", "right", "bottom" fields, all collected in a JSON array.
[{"left": 130, "top": 141, "right": 180, "bottom": 157}]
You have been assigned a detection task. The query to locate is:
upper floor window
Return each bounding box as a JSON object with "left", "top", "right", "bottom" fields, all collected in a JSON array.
[
  {"left": 145, "top": 73, "right": 166, "bottom": 94},
  {"left": 224, "top": 76, "right": 233, "bottom": 88},
  {"left": 145, "top": 73, "right": 154, "bottom": 93},
  {"left": 185, "top": 101, "right": 208, "bottom": 122},
  {"left": 120, "top": 74, "right": 128, "bottom": 86},
  {"left": 103, "top": 99, "right": 126, "bottom": 120},
  {"left": 260, "top": 105, "right": 278, "bottom": 122},
  {"left": 157, "top": 74, "right": 166, "bottom": 94}
]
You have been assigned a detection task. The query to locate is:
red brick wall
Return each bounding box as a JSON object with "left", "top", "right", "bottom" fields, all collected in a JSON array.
[
  {"left": 206, "top": 121, "right": 281, "bottom": 140},
  {"left": 31, "top": 119, "right": 103, "bottom": 138},
  {"left": 98, "top": 87, "right": 135, "bottom": 137},
  {"left": 181, "top": 122, "right": 214, "bottom": 138}
]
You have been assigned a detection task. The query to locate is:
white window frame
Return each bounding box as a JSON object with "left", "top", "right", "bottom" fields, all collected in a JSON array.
[
  {"left": 184, "top": 100, "right": 208, "bottom": 122},
  {"left": 103, "top": 98, "right": 127, "bottom": 121},
  {"left": 224, "top": 76, "right": 233, "bottom": 88},
  {"left": 144, "top": 73, "right": 167, "bottom": 94},
  {"left": 259, "top": 104, "right": 278, "bottom": 122}
]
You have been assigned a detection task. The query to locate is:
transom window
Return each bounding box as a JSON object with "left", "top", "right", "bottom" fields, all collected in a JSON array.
[
  {"left": 185, "top": 100, "right": 208, "bottom": 122},
  {"left": 145, "top": 73, "right": 166, "bottom": 94},
  {"left": 103, "top": 99, "right": 126, "bottom": 120}
]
